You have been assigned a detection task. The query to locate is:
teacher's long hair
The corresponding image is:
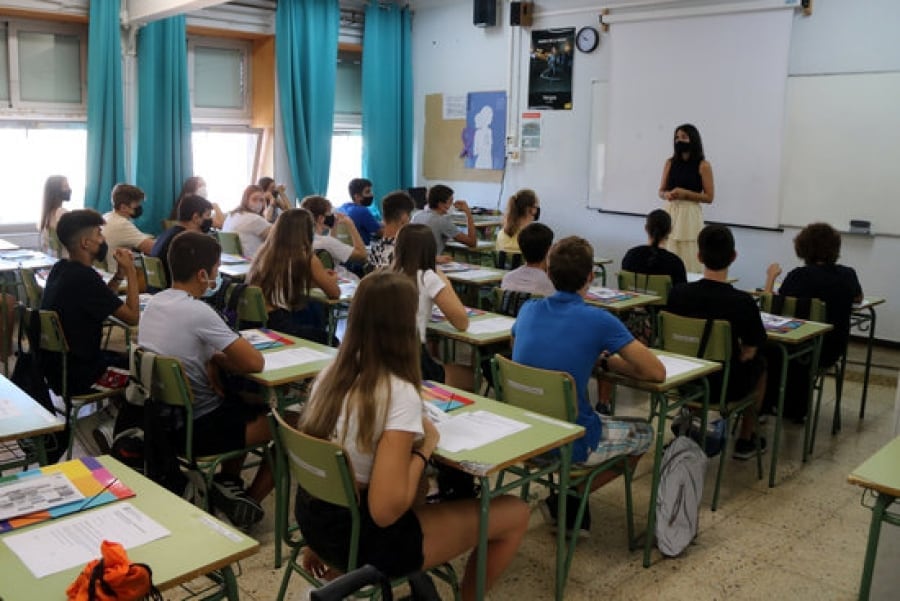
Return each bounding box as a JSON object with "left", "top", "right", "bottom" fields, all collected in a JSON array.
[
  {"left": 300, "top": 271, "right": 422, "bottom": 453},
  {"left": 671, "top": 123, "right": 705, "bottom": 162}
]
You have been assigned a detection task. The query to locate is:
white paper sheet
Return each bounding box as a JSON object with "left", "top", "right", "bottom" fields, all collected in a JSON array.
[
  {"left": 657, "top": 354, "right": 707, "bottom": 380},
  {"left": 220, "top": 253, "right": 247, "bottom": 264},
  {"left": 436, "top": 410, "right": 530, "bottom": 453},
  {"left": 760, "top": 312, "right": 793, "bottom": 327},
  {"left": 465, "top": 317, "right": 515, "bottom": 335},
  {"left": 453, "top": 269, "right": 500, "bottom": 280},
  {"left": 587, "top": 287, "right": 625, "bottom": 299},
  {"left": 0, "top": 397, "right": 22, "bottom": 420},
  {"left": 3, "top": 502, "right": 170, "bottom": 578},
  {"left": 263, "top": 347, "right": 334, "bottom": 372},
  {"left": 438, "top": 262, "right": 471, "bottom": 273},
  {"left": 0, "top": 473, "right": 84, "bottom": 521}
]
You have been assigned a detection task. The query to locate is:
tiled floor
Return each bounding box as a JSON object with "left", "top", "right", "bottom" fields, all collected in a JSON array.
[{"left": 161, "top": 341, "right": 897, "bottom": 601}]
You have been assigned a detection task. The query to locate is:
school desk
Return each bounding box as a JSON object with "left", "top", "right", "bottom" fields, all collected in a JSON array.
[
  {"left": 0, "top": 375, "right": 65, "bottom": 472},
  {"left": 0, "top": 455, "right": 259, "bottom": 601},
  {"left": 0, "top": 239, "right": 20, "bottom": 251},
  {"left": 219, "top": 260, "right": 251, "bottom": 280},
  {"left": 446, "top": 239, "right": 496, "bottom": 266},
  {"left": 309, "top": 279, "right": 358, "bottom": 344},
  {"left": 430, "top": 385, "right": 584, "bottom": 601},
  {"left": 847, "top": 435, "right": 900, "bottom": 601},
  {"left": 426, "top": 309, "right": 513, "bottom": 392},
  {"left": 583, "top": 286, "right": 661, "bottom": 314},
  {"left": 852, "top": 297, "right": 886, "bottom": 420},
  {"left": 594, "top": 257, "right": 612, "bottom": 286},
  {"left": 597, "top": 349, "right": 722, "bottom": 568}
]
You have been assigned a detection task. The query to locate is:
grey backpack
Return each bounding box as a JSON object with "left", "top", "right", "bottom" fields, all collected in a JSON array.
[{"left": 655, "top": 433, "right": 708, "bottom": 557}]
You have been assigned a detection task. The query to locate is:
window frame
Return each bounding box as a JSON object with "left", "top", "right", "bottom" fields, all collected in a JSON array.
[
  {"left": 187, "top": 35, "right": 252, "bottom": 125},
  {"left": 0, "top": 18, "right": 88, "bottom": 118}
]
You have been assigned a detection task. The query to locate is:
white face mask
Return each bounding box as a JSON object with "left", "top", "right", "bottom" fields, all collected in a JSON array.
[{"left": 197, "top": 185, "right": 208, "bottom": 198}]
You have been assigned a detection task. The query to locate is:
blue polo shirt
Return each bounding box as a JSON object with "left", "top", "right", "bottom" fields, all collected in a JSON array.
[
  {"left": 338, "top": 202, "right": 382, "bottom": 245},
  {"left": 512, "top": 291, "right": 634, "bottom": 462}
]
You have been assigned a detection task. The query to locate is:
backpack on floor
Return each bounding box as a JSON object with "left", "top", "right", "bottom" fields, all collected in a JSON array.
[{"left": 655, "top": 422, "right": 708, "bottom": 557}]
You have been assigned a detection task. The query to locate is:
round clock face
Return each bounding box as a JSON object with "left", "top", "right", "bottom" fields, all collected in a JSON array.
[{"left": 576, "top": 26, "right": 599, "bottom": 53}]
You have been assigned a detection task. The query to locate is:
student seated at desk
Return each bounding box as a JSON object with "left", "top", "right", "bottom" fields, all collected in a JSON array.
[
  {"left": 170, "top": 176, "right": 226, "bottom": 230},
  {"left": 295, "top": 271, "right": 529, "bottom": 598},
  {"left": 368, "top": 190, "right": 415, "bottom": 270},
  {"left": 38, "top": 175, "right": 72, "bottom": 258},
  {"left": 300, "top": 194, "right": 368, "bottom": 268},
  {"left": 223, "top": 185, "right": 272, "bottom": 258},
  {"left": 338, "top": 177, "right": 383, "bottom": 245},
  {"left": 257, "top": 176, "right": 292, "bottom": 225},
  {"left": 411, "top": 184, "right": 477, "bottom": 258},
  {"left": 621, "top": 209, "right": 687, "bottom": 286},
  {"left": 41, "top": 210, "right": 140, "bottom": 395},
  {"left": 763, "top": 222, "right": 863, "bottom": 421},
  {"left": 151, "top": 194, "right": 214, "bottom": 284},
  {"left": 139, "top": 231, "right": 272, "bottom": 529},
  {"left": 248, "top": 209, "right": 340, "bottom": 344},
  {"left": 667, "top": 224, "right": 767, "bottom": 458},
  {"left": 102, "top": 183, "right": 155, "bottom": 273},
  {"left": 512, "top": 236, "right": 663, "bottom": 534},
  {"left": 500, "top": 222, "right": 555, "bottom": 297},
  {"left": 392, "top": 224, "right": 470, "bottom": 387},
  {"left": 496, "top": 188, "right": 540, "bottom": 257}
]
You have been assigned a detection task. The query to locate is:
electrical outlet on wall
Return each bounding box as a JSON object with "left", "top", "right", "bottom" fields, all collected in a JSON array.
[{"left": 506, "top": 147, "right": 522, "bottom": 163}]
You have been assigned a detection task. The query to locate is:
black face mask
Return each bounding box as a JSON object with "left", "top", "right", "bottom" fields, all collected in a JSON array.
[
  {"left": 200, "top": 218, "right": 213, "bottom": 233},
  {"left": 324, "top": 214, "right": 336, "bottom": 228},
  {"left": 675, "top": 141, "right": 691, "bottom": 155},
  {"left": 61, "top": 190, "right": 72, "bottom": 202},
  {"left": 533, "top": 207, "right": 541, "bottom": 221},
  {"left": 95, "top": 241, "right": 109, "bottom": 263},
  {"left": 361, "top": 195, "right": 375, "bottom": 207},
  {"left": 132, "top": 205, "right": 144, "bottom": 219}
]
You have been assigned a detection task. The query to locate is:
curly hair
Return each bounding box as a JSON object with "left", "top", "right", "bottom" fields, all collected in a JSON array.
[{"left": 794, "top": 222, "right": 841, "bottom": 265}]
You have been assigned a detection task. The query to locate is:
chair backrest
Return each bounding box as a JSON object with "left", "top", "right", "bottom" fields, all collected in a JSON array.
[
  {"left": 161, "top": 219, "right": 178, "bottom": 231},
  {"left": 225, "top": 283, "right": 267, "bottom": 328},
  {"left": 216, "top": 231, "right": 244, "bottom": 257},
  {"left": 142, "top": 255, "right": 168, "bottom": 290},
  {"left": 758, "top": 293, "right": 826, "bottom": 322},
  {"left": 24, "top": 308, "right": 69, "bottom": 354},
  {"left": 315, "top": 248, "right": 335, "bottom": 270},
  {"left": 493, "top": 251, "right": 522, "bottom": 270},
  {"left": 491, "top": 287, "right": 534, "bottom": 317},
  {"left": 618, "top": 270, "right": 672, "bottom": 305},
  {"left": 492, "top": 354, "right": 577, "bottom": 423},
  {"left": 333, "top": 222, "right": 353, "bottom": 246},
  {"left": 18, "top": 268, "right": 43, "bottom": 309},
  {"left": 47, "top": 227, "right": 63, "bottom": 257},
  {"left": 657, "top": 311, "right": 732, "bottom": 362}
]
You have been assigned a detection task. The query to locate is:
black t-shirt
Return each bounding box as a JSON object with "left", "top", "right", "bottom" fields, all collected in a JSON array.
[
  {"left": 779, "top": 263, "right": 862, "bottom": 365},
  {"left": 150, "top": 225, "right": 186, "bottom": 283},
  {"left": 621, "top": 245, "right": 688, "bottom": 286},
  {"left": 40, "top": 260, "right": 123, "bottom": 394}
]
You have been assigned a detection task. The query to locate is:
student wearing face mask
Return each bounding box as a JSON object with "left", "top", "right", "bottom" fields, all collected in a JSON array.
[
  {"left": 151, "top": 195, "right": 215, "bottom": 285},
  {"left": 658, "top": 123, "right": 715, "bottom": 273},
  {"left": 338, "top": 177, "right": 383, "bottom": 245},
  {"left": 222, "top": 185, "right": 273, "bottom": 258},
  {"left": 300, "top": 194, "right": 368, "bottom": 266},
  {"left": 40, "top": 210, "right": 140, "bottom": 397},
  {"left": 102, "top": 183, "right": 155, "bottom": 273},
  {"left": 139, "top": 231, "right": 273, "bottom": 529},
  {"left": 38, "top": 175, "right": 73, "bottom": 257},
  {"left": 171, "top": 176, "right": 226, "bottom": 230},
  {"left": 257, "top": 176, "right": 291, "bottom": 224}
]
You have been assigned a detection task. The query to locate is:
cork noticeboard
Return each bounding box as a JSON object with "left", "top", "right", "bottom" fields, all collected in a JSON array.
[{"left": 423, "top": 93, "right": 503, "bottom": 183}]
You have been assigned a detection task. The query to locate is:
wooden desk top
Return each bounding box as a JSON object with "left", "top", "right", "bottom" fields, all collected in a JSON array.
[
  {"left": 0, "top": 239, "right": 20, "bottom": 251},
  {"left": 0, "top": 376, "right": 65, "bottom": 443},
  {"left": 848, "top": 435, "right": 900, "bottom": 498},
  {"left": 854, "top": 297, "right": 886, "bottom": 311},
  {"left": 0, "top": 251, "right": 57, "bottom": 273},
  {"left": 584, "top": 287, "right": 661, "bottom": 313},
  {"left": 442, "top": 263, "right": 507, "bottom": 286}
]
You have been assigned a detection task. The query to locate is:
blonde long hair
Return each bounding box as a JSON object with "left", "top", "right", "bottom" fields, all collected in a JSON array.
[
  {"left": 502, "top": 189, "right": 538, "bottom": 237},
  {"left": 300, "top": 272, "right": 421, "bottom": 452},
  {"left": 248, "top": 208, "right": 316, "bottom": 309}
]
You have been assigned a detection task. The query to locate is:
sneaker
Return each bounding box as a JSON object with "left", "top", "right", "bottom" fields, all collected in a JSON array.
[
  {"left": 595, "top": 402, "right": 612, "bottom": 416},
  {"left": 541, "top": 494, "right": 590, "bottom": 539},
  {"left": 210, "top": 476, "right": 264, "bottom": 529},
  {"left": 733, "top": 436, "right": 767, "bottom": 461}
]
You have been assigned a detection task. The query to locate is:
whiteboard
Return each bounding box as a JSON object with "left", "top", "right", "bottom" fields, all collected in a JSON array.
[
  {"left": 780, "top": 72, "right": 900, "bottom": 235},
  {"left": 589, "top": 9, "right": 793, "bottom": 230}
]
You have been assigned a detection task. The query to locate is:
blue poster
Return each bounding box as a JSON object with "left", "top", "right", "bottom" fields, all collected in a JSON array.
[{"left": 463, "top": 91, "right": 507, "bottom": 170}]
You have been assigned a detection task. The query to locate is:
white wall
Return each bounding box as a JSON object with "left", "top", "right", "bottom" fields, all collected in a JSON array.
[{"left": 411, "top": 0, "right": 900, "bottom": 342}]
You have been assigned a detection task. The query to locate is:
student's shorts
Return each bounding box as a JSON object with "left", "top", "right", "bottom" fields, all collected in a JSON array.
[
  {"left": 294, "top": 485, "right": 424, "bottom": 578},
  {"left": 584, "top": 416, "right": 654, "bottom": 466},
  {"left": 180, "top": 400, "right": 265, "bottom": 456}
]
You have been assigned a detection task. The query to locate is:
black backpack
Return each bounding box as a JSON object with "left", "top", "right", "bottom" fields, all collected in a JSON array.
[{"left": 204, "top": 277, "right": 247, "bottom": 330}]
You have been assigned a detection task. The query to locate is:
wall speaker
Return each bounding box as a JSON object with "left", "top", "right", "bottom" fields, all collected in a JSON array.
[
  {"left": 474, "top": 0, "right": 497, "bottom": 28},
  {"left": 510, "top": 1, "right": 533, "bottom": 27}
]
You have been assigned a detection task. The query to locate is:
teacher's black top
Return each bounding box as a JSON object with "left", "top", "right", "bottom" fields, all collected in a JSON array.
[{"left": 666, "top": 158, "right": 703, "bottom": 192}]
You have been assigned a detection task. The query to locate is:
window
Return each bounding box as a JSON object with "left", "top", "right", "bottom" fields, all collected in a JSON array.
[
  {"left": 188, "top": 37, "right": 251, "bottom": 123},
  {"left": 191, "top": 129, "right": 262, "bottom": 212},
  {"left": 0, "top": 124, "right": 86, "bottom": 225},
  {"left": 326, "top": 130, "right": 363, "bottom": 203},
  {"left": 0, "top": 20, "right": 87, "bottom": 114},
  {"left": 326, "top": 49, "right": 363, "bottom": 203}
]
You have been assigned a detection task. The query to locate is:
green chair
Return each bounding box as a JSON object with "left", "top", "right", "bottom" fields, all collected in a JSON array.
[
  {"left": 141, "top": 255, "right": 168, "bottom": 290},
  {"left": 315, "top": 248, "right": 335, "bottom": 270},
  {"left": 17, "top": 268, "right": 43, "bottom": 309},
  {"left": 223, "top": 283, "right": 268, "bottom": 330},
  {"left": 268, "top": 410, "right": 459, "bottom": 601},
  {"left": 658, "top": 310, "right": 764, "bottom": 510},
  {"left": 490, "top": 286, "right": 534, "bottom": 317},
  {"left": 493, "top": 250, "right": 522, "bottom": 270},
  {"left": 23, "top": 308, "right": 125, "bottom": 459},
  {"left": 216, "top": 231, "right": 244, "bottom": 257},
  {"left": 758, "top": 293, "right": 841, "bottom": 455},
  {"left": 491, "top": 355, "right": 635, "bottom": 597},
  {"left": 617, "top": 270, "right": 672, "bottom": 345}
]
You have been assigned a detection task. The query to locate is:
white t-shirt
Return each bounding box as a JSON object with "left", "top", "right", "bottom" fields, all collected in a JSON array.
[
  {"left": 319, "top": 370, "right": 424, "bottom": 485},
  {"left": 102, "top": 212, "right": 153, "bottom": 272},
  {"left": 501, "top": 266, "right": 556, "bottom": 298},
  {"left": 416, "top": 269, "right": 445, "bottom": 343},
  {"left": 223, "top": 211, "right": 270, "bottom": 258},
  {"left": 313, "top": 234, "right": 354, "bottom": 265},
  {"left": 138, "top": 288, "right": 240, "bottom": 419}
]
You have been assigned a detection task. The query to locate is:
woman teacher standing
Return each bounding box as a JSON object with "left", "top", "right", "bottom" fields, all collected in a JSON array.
[{"left": 658, "top": 123, "right": 714, "bottom": 272}]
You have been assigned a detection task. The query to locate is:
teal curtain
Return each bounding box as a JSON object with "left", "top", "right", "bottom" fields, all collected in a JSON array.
[
  {"left": 135, "top": 16, "right": 192, "bottom": 235},
  {"left": 84, "top": 0, "right": 126, "bottom": 212},
  {"left": 276, "top": 0, "right": 339, "bottom": 198},
  {"left": 362, "top": 4, "right": 413, "bottom": 209}
]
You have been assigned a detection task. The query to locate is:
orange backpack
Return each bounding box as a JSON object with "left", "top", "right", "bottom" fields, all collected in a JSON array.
[{"left": 66, "top": 540, "right": 162, "bottom": 601}]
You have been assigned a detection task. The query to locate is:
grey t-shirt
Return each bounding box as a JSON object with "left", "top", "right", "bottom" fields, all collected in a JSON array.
[
  {"left": 138, "top": 288, "right": 239, "bottom": 419},
  {"left": 411, "top": 208, "right": 460, "bottom": 255},
  {"left": 501, "top": 266, "right": 556, "bottom": 297}
]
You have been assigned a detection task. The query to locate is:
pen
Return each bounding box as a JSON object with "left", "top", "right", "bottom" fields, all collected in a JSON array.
[{"left": 77, "top": 478, "right": 119, "bottom": 512}]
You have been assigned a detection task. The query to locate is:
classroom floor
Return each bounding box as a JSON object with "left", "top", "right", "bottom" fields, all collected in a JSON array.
[{"left": 62, "top": 339, "right": 898, "bottom": 601}]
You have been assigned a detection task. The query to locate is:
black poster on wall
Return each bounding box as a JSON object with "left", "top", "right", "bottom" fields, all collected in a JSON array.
[{"left": 528, "top": 28, "right": 574, "bottom": 110}]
